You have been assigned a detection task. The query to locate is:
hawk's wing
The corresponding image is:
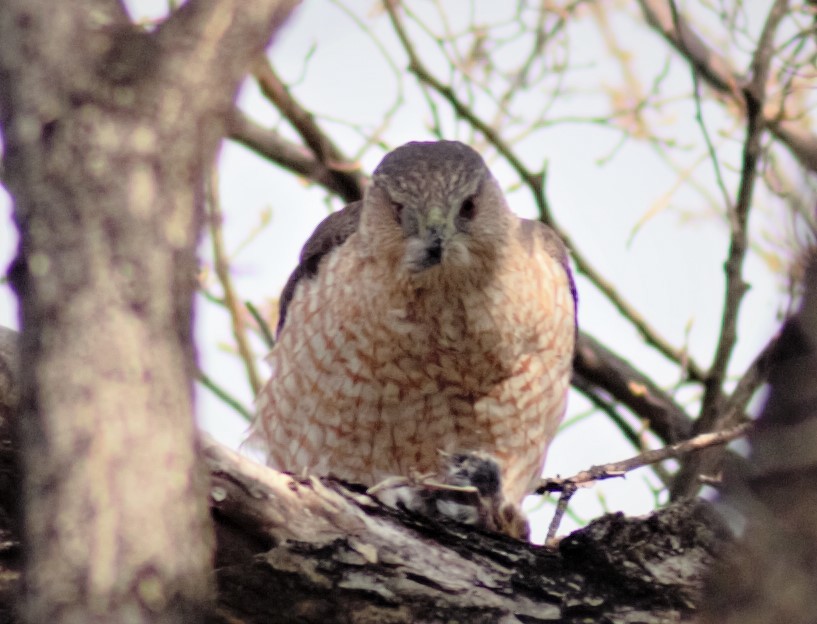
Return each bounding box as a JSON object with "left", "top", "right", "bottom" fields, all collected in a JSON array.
[
  {"left": 276, "top": 201, "right": 363, "bottom": 336},
  {"left": 519, "top": 218, "right": 578, "bottom": 332}
]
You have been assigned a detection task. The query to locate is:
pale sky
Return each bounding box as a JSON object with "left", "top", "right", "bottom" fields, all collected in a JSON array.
[{"left": 0, "top": 1, "right": 800, "bottom": 541}]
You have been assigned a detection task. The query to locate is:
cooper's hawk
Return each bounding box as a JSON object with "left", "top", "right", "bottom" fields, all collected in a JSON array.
[{"left": 253, "top": 140, "right": 577, "bottom": 527}]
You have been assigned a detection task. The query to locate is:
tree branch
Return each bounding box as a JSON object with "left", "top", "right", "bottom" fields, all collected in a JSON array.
[
  {"left": 155, "top": 0, "right": 300, "bottom": 102},
  {"left": 670, "top": 329, "right": 779, "bottom": 499},
  {"left": 252, "top": 58, "right": 366, "bottom": 200},
  {"left": 670, "top": 0, "right": 789, "bottom": 501},
  {"left": 197, "top": 368, "right": 253, "bottom": 422},
  {"left": 539, "top": 421, "right": 749, "bottom": 542},
  {"left": 574, "top": 333, "right": 692, "bottom": 444},
  {"left": 699, "top": 0, "right": 788, "bottom": 421},
  {"left": 537, "top": 422, "right": 750, "bottom": 495},
  {"left": 0, "top": 326, "right": 732, "bottom": 622},
  {"left": 206, "top": 167, "right": 263, "bottom": 396},
  {"left": 638, "top": 0, "right": 817, "bottom": 173},
  {"left": 204, "top": 437, "right": 727, "bottom": 623},
  {"left": 701, "top": 257, "right": 817, "bottom": 623},
  {"left": 228, "top": 110, "right": 363, "bottom": 203}
]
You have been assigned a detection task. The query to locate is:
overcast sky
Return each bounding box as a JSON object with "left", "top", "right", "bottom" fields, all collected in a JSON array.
[{"left": 0, "top": 1, "right": 801, "bottom": 541}]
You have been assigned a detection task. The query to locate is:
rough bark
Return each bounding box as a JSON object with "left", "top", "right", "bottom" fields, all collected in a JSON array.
[
  {"left": 0, "top": 330, "right": 731, "bottom": 624},
  {"left": 0, "top": 2, "right": 297, "bottom": 622},
  {"left": 701, "top": 258, "right": 817, "bottom": 624},
  {"left": 205, "top": 440, "right": 726, "bottom": 624},
  {"left": 0, "top": 328, "right": 20, "bottom": 624}
]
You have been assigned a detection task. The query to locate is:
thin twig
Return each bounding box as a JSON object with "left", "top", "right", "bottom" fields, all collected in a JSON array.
[
  {"left": 228, "top": 110, "right": 363, "bottom": 203},
  {"left": 253, "top": 58, "right": 364, "bottom": 189},
  {"left": 545, "top": 484, "right": 577, "bottom": 545},
  {"left": 535, "top": 422, "right": 751, "bottom": 495},
  {"left": 718, "top": 334, "right": 778, "bottom": 428},
  {"left": 246, "top": 300, "right": 276, "bottom": 350},
  {"left": 491, "top": 2, "right": 548, "bottom": 133},
  {"left": 385, "top": 0, "right": 546, "bottom": 213},
  {"left": 687, "top": 56, "right": 732, "bottom": 213},
  {"left": 206, "top": 167, "right": 263, "bottom": 396},
  {"left": 697, "top": 0, "right": 789, "bottom": 434},
  {"left": 197, "top": 369, "right": 253, "bottom": 422},
  {"left": 637, "top": 0, "right": 817, "bottom": 173},
  {"left": 571, "top": 376, "right": 671, "bottom": 485},
  {"left": 569, "top": 242, "right": 707, "bottom": 383},
  {"left": 325, "top": 0, "right": 406, "bottom": 161},
  {"left": 669, "top": 332, "right": 778, "bottom": 499}
]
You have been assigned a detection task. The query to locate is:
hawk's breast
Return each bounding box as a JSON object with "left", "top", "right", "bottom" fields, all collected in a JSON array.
[{"left": 255, "top": 226, "right": 574, "bottom": 505}]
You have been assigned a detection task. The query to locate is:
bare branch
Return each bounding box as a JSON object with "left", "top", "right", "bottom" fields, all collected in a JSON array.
[
  {"left": 545, "top": 484, "right": 577, "bottom": 545},
  {"left": 252, "top": 58, "right": 366, "bottom": 197},
  {"left": 384, "top": 0, "right": 546, "bottom": 214},
  {"left": 698, "top": 0, "right": 789, "bottom": 434},
  {"left": 719, "top": 334, "right": 779, "bottom": 429},
  {"left": 571, "top": 251, "right": 707, "bottom": 383},
  {"left": 197, "top": 368, "right": 253, "bottom": 421},
  {"left": 536, "top": 422, "right": 751, "bottom": 496},
  {"left": 700, "top": 257, "right": 817, "bottom": 623},
  {"left": 689, "top": 65, "right": 732, "bottom": 214},
  {"left": 638, "top": 0, "right": 817, "bottom": 173},
  {"left": 572, "top": 376, "right": 674, "bottom": 486},
  {"left": 206, "top": 167, "right": 262, "bottom": 396},
  {"left": 670, "top": 331, "right": 778, "bottom": 499},
  {"left": 246, "top": 300, "right": 276, "bottom": 350},
  {"left": 572, "top": 377, "right": 644, "bottom": 450},
  {"left": 769, "top": 121, "right": 817, "bottom": 172},
  {"left": 228, "top": 110, "right": 363, "bottom": 203},
  {"left": 574, "top": 333, "right": 693, "bottom": 444}
]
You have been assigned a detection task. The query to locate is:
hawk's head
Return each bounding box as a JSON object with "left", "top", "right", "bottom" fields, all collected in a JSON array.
[{"left": 363, "top": 141, "right": 511, "bottom": 276}]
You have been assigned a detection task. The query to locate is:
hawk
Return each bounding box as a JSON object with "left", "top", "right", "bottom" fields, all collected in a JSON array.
[{"left": 253, "top": 140, "right": 577, "bottom": 523}]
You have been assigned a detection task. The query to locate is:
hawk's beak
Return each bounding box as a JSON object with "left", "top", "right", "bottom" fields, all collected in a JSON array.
[
  {"left": 424, "top": 224, "right": 445, "bottom": 267},
  {"left": 421, "top": 206, "right": 449, "bottom": 269},
  {"left": 406, "top": 207, "right": 451, "bottom": 273}
]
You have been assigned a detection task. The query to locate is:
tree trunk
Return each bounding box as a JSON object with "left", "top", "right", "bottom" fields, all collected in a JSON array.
[{"left": 0, "top": 2, "right": 297, "bottom": 622}]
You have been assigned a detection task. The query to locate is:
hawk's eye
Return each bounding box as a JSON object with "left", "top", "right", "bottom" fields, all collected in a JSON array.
[
  {"left": 459, "top": 197, "right": 477, "bottom": 220},
  {"left": 392, "top": 202, "right": 404, "bottom": 223}
]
